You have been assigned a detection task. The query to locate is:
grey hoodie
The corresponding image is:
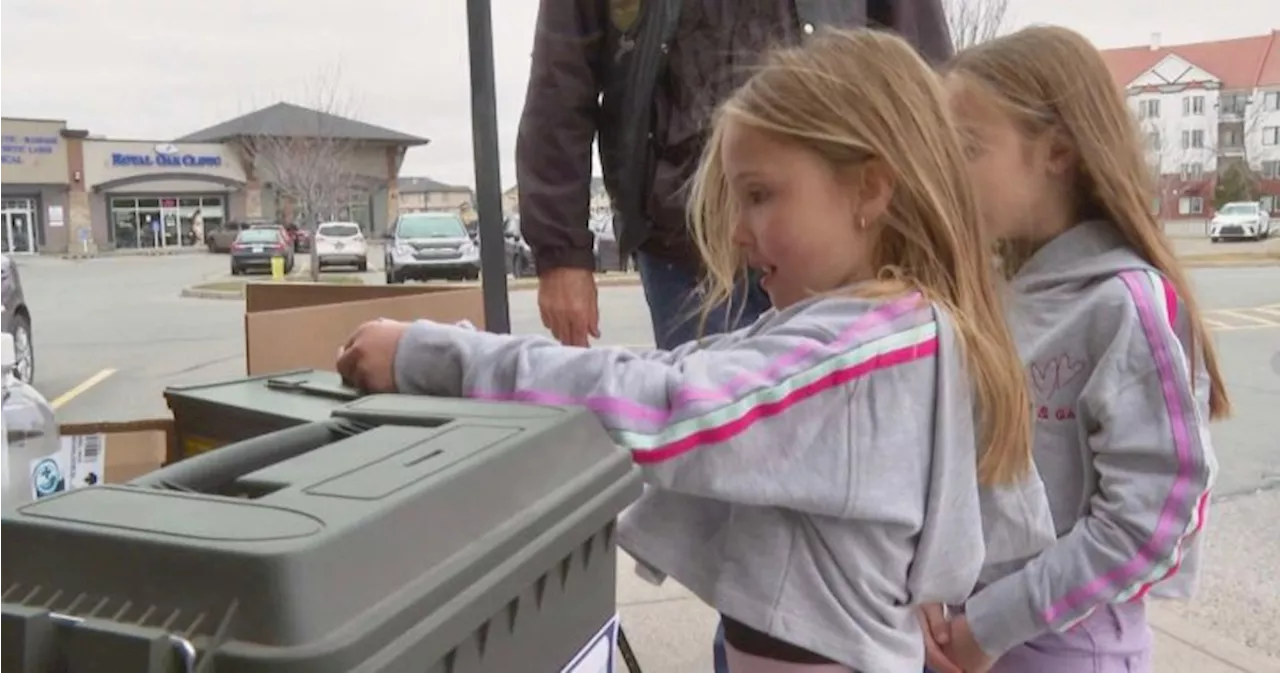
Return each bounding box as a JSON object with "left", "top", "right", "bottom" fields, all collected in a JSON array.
[
  {"left": 965, "top": 221, "right": 1218, "bottom": 658},
  {"left": 391, "top": 290, "right": 1053, "bottom": 671}
]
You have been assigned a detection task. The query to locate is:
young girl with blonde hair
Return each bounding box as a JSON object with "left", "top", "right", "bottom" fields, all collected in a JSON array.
[
  {"left": 338, "top": 28, "right": 1052, "bottom": 672},
  {"left": 926, "top": 25, "right": 1225, "bottom": 673}
]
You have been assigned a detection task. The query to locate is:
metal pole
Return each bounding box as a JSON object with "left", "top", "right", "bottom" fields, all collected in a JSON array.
[{"left": 465, "top": 0, "right": 511, "bottom": 333}]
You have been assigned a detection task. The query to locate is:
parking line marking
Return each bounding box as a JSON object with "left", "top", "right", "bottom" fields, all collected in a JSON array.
[
  {"left": 1255, "top": 306, "right": 1280, "bottom": 318},
  {"left": 50, "top": 368, "right": 117, "bottom": 410},
  {"left": 1216, "top": 309, "right": 1277, "bottom": 327},
  {"left": 1203, "top": 318, "right": 1232, "bottom": 329}
]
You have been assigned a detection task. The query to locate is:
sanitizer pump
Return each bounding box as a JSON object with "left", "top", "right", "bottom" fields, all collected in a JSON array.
[{"left": 2, "top": 314, "right": 61, "bottom": 509}]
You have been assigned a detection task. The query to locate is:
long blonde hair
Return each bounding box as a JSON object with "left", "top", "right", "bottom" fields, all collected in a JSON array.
[
  {"left": 948, "top": 25, "right": 1230, "bottom": 420},
  {"left": 687, "top": 28, "right": 1033, "bottom": 486}
]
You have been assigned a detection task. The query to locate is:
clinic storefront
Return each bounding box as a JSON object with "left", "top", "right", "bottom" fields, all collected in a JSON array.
[
  {"left": 1, "top": 118, "right": 73, "bottom": 255},
  {"left": 82, "top": 140, "right": 247, "bottom": 250}
]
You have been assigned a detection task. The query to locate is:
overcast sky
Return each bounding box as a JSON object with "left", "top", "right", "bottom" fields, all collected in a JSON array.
[{"left": 2, "top": 0, "right": 1273, "bottom": 189}]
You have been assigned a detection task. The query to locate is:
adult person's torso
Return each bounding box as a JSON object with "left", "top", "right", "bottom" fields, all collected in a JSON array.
[
  {"left": 600, "top": 0, "right": 882, "bottom": 267},
  {"left": 641, "top": 0, "right": 801, "bottom": 267}
]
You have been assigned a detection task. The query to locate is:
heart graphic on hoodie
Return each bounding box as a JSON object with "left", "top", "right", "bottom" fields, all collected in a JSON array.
[{"left": 1029, "top": 353, "right": 1088, "bottom": 401}]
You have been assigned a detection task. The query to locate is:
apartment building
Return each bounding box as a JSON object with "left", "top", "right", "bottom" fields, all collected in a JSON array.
[{"left": 1102, "top": 30, "right": 1280, "bottom": 220}]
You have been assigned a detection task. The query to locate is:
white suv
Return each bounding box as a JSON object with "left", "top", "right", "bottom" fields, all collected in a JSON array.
[
  {"left": 314, "top": 222, "right": 369, "bottom": 271},
  {"left": 1210, "top": 202, "right": 1271, "bottom": 242}
]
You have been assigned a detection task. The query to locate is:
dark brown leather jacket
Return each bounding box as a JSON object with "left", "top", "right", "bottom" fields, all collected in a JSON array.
[{"left": 515, "top": 0, "right": 952, "bottom": 272}]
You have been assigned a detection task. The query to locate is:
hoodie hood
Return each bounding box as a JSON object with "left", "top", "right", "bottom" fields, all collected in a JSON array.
[{"left": 1012, "top": 220, "right": 1154, "bottom": 293}]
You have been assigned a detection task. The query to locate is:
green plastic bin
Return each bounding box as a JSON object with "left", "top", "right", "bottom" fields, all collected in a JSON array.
[{"left": 2, "top": 393, "right": 643, "bottom": 672}]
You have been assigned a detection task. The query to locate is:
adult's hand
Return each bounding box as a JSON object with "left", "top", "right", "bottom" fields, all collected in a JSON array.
[{"left": 538, "top": 267, "right": 600, "bottom": 346}]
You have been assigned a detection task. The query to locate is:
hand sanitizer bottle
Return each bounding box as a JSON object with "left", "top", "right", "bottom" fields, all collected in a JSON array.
[{"left": 2, "top": 314, "right": 62, "bottom": 510}]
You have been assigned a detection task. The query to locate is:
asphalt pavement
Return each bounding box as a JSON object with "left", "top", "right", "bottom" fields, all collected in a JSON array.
[{"left": 12, "top": 250, "right": 1280, "bottom": 672}]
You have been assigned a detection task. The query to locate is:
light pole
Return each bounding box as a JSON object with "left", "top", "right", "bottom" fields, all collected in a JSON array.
[{"left": 465, "top": 0, "right": 512, "bottom": 333}]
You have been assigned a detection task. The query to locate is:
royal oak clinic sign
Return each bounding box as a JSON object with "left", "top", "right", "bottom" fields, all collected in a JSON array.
[{"left": 110, "top": 143, "right": 222, "bottom": 169}]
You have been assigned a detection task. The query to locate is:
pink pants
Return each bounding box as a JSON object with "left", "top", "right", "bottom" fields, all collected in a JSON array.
[{"left": 724, "top": 642, "right": 856, "bottom": 673}]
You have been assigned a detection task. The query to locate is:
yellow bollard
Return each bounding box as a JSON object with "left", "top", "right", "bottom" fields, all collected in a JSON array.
[{"left": 270, "top": 255, "right": 285, "bottom": 280}]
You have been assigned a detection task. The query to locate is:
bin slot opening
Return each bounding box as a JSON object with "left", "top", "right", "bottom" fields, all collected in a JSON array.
[
  {"left": 404, "top": 448, "right": 444, "bottom": 467},
  {"left": 265, "top": 376, "right": 363, "bottom": 402},
  {"left": 224, "top": 478, "right": 291, "bottom": 499}
]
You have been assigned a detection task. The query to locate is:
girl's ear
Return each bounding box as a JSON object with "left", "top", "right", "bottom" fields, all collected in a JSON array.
[
  {"left": 1045, "top": 127, "right": 1077, "bottom": 177},
  {"left": 854, "top": 159, "right": 896, "bottom": 225}
]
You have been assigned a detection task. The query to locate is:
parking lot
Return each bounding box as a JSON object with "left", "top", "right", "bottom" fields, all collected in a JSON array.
[{"left": 10, "top": 250, "right": 1280, "bottom": 671}]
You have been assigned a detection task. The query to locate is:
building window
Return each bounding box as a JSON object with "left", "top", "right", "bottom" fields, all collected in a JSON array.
[
  {"left": 1220, "top": 127, "right": 1244, "bottom": 149},
  {"left": 1145, "top": 131, "right": 1161, "bottom": 152},
  {"left": 1138, "top": 99, "right": 1160, "bottom": 119},
  {"left": 1181, "top": 130, "right": 1204, "bottom": 149},
  {"left": 1220, "top": 93, "right": 1249, "bottom": 115},
  {"left": 1180, "top": 163, "right": 1204, "bottom": 180},
  {"left": 1182, "top": 95, "right": 1204, "bottom": 115},
  {"left": 110, "top": 195, "right": 223, "bottom": 249},
  {"left": 1262, "top": 161, "right": 1280, "bottom": 179},
  {"left": 1264, "top": 126, "right": 1280, "bottom": 146},
  {"left": 1265, "top": 91, "right": 1280, "bottom": 111},
  {"left": 1178, "top": 196, "right": 1204, "bottom": 215}
]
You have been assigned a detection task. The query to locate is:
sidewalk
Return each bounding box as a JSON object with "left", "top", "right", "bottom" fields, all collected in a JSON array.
[{"left": 613, "top": 553, "right": 1280, "bottom": 673}]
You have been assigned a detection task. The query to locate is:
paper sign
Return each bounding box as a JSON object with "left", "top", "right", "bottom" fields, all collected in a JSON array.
[{"left": 561, "top": 614, "right": 618, "bottom": 673}]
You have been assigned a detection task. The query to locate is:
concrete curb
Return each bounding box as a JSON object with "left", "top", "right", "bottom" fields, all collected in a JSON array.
[
  {"left": 179, "top": 287, "right": 244, "bottom": 300},
  {"left": 1181, "top": 256, "right": 1280, "bottom": 268},
  {"left": 179, "top": 273, "right": 645, "bottom": 300},
  {"left": 1148, "top": 605, "right": 1280, "bottom": 672}
]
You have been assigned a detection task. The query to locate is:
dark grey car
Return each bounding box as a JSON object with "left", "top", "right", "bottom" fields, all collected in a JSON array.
[{"left": 1, "top": 255, "right": 34, "bottom": 383}]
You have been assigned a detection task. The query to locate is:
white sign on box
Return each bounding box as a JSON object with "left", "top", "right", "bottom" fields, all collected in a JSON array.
[
  {"left": 561, "top": 614, "right": 619, "bottom": 673},
  {"left": 29, "top": 434, "right": 106, "bottom": 500}
]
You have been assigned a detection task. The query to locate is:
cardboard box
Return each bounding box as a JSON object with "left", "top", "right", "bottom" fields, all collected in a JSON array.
[
  {"left": 243, "top": 282, "right": 485, "bottom": 375},
  {"left": 55, "top": 419, "right": 173, "bottom": 486}
]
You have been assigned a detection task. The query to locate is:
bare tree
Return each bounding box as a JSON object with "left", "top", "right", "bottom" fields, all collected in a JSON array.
[
  {"left": 238, "top": 70, "right": 374, "bottom": 280},
  {"left": 944, "top": 0, "right": 1011, "bottom": 50}
]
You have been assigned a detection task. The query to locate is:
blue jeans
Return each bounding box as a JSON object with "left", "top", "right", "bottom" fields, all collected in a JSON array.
[
  {"left": 635, "top": 252, "right": 771, "bottom": 350},
  {"left": 636, "top": 251, "right": 771, "bottom": 673}
]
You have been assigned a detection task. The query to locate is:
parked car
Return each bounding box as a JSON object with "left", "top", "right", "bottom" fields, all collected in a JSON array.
[
  {"left": 590, "top": 215, "right": 628, "bottom": 273},
  {"left": 314, "top": 222, "right": 369, "bottom": 271},
  {"left": 1210, "top": 202, "right": 1272, "bottom": 242},
  {"left": 230, "top": 227, "right": 296, "bottom": 275},
  {"left": 202, "top": 221, "right": 254, "bottom": 253},
  {"left": 1, "top": 255, "right": 34, "bottom": 383},
  {"left": 384, "top": 212, "right": 481, "bottom": 283},
  {"left": 503, "top": 216, "right": 536, "bottom": 278},
  {"left": 285, "top": 223, "right": 312, "bottom": 253}
]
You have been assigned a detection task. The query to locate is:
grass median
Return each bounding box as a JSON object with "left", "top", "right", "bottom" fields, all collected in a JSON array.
[{"left": 188, "top": 273, "right": 366, "bottom": 295}]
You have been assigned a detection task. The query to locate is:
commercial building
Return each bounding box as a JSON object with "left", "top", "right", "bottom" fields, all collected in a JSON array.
[
  {"left": 1, "top": 103, "right": 428, "bottom": 254},
  {"left": 1102, "top": 30, "right": 1280, "bottom": 221},
  {"left": 397, "top": 176, "right": 476, "bottom": 223}
]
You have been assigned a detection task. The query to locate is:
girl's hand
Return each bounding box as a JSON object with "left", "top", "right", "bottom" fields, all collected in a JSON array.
[
  {"left": 919, "top": 605, "right": 962, "bottom": 673},
  {"left": 337, "top": 319, "right": 410, "bottom": 392},
  {"left": 941, "top": 615, "right": 994, "bottom": 673}
]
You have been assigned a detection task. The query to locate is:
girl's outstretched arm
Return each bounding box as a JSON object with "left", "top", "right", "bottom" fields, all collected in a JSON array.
[{"left": 393, "top": 294, "right": 942, "bottom": 517}]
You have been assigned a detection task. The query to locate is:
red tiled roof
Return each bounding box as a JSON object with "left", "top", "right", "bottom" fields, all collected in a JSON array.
[{"left": 1100, "top": 30, "right": 1280, "bottom": 89}]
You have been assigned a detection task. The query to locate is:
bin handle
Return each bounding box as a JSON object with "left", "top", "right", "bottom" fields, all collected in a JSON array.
[{"left": 129, "top": 420, "right": 362, "bottom": 493}]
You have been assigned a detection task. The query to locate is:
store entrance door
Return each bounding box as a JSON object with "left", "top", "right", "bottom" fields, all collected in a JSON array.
[
  {"left": 160, "top": 199, "right": 181, "bottom": 247},
  {"left": 1, "top": 199, "right": 38, "bottom": 254}
]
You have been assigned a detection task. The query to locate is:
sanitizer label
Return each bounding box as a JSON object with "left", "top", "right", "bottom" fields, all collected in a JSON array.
[{"left": 29, "top": 434, "right": 106, "bottom": 500}]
